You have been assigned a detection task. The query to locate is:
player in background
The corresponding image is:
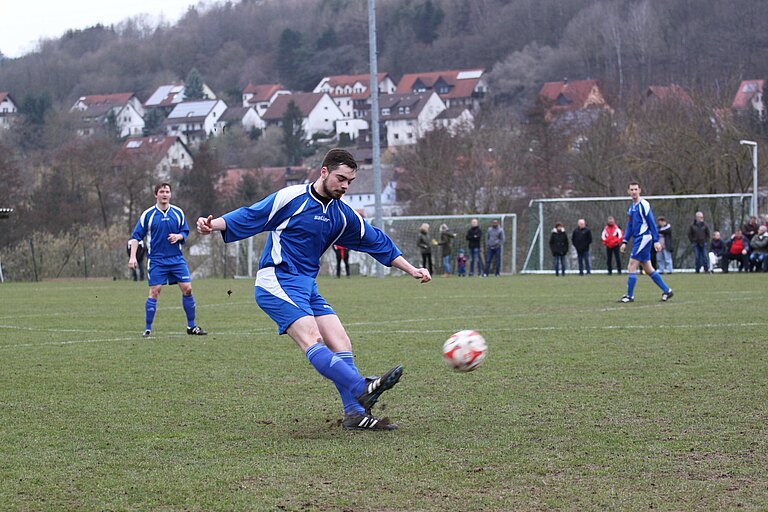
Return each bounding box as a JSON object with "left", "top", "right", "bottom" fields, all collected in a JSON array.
[
  {"left": 129, "top": 183, "right": 207, "bottom": 338},
  {"left": 196, "top": 149, "right": 431, "bottom": 431},
  {"left": 618, "top": 181, "right": 673, "bottom": 303}
]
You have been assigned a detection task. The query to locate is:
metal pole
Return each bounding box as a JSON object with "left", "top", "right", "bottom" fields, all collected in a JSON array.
[
  {"left": 368, "top": 0, "right": 384, "bottom": 278},
  {"left": 740, "top": 140, "right": 758, "bottom": 217}
]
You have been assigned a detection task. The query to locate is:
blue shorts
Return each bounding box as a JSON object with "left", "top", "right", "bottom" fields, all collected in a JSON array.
[
  {"left": 255, "top": 267, "right": 336, "bottom": 334},
  {"left": 147, "top": 260, "right": 192, "bottom": 286},
  {"left": 630, "top": 234, "right": 653, "bottom": 262}
]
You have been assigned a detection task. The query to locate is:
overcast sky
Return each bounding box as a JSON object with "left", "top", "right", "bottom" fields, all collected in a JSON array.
[{"left": 1, "top": 0, "right": 200, "bottom": 58}]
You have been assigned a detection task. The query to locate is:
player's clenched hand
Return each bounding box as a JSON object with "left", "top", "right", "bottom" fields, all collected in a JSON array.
[
  {"left": 413, "top": 268, "right": 431, "bottom": 283},
  {"left": 197, "top": 215, "right": 214, "bottom": 235},
  {"left": 128, "top": 257, "right": 137, "bottom": 270}
]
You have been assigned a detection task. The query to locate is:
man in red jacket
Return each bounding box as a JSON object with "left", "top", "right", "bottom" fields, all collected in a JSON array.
[
  {"left": 722, "top": 229, "right": 750, "bottom": 272},
  {"left": 601, "top": 216, "right": 624, "bottom": 275}
]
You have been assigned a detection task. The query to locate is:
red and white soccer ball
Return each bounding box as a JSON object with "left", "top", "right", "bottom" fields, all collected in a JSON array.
[{"left": 443, "top": 330, "right": 487, "bottom": 372}]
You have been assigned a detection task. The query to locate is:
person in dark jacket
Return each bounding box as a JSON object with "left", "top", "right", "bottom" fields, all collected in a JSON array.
[
  {"left": 465, "top": 218, "right": 483, "bottom": 276},
  {"left": 571, "top": 218, "right": 593, "bottom": 275},
  {"left": 687, "top": 211, "right": 711, "bottom": 273},
  {"left": 657, "top": 216, "right": 673, "bottom": 274},
  {"left": 549, "top": 222, "right": 569, "bottom": 276},
  {"left": 417, "top": 223, "right": 433, "bottom": 275},
  {"left": 749, "top": 225, "right": 768, "bottom": 272},
  {"left": 708, "top": 231, "right": 726, "bottom": 272}
]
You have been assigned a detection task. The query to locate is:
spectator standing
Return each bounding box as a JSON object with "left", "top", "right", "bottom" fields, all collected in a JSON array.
[
  {"left": 708, "top": 231, "right": 726, "bottom": 272},
  {"left": 549, "top": 222, "right": 569, "bottom": 276},
  {"left": 333, "top": 244, "right": 350, "bottom": 278},
  {"left": 749, "top": 225, "right": 768, "bottom": 272},
  {"left": 722, "top": 229, "right": 750, "bottom": 272},
  {"left": 438, "top": 224, "right": 456, "bottom": 275},
  {"left": 601, "top": 216, "right": 623, "bottom": 275},
  {"left": 743, "top": 216, "right": 760, "bottom": 242},
  {"left": 571, "top": 218, "right": 593, "bottom": 276},
  {"left": 465, "top": 218, "right": 483, "bottom": 276},
  {"left": 456, "top": 249, "right": 467, "bottom": 277},
  {"left": 417, "top": 223, "right": 433, "bottom": 275},
  {"left": 657, "top": 216, "right": 673, "bottom": 274},
  {"left": 687, "top": 211, "right": 711, "bottom": 273},
  {"left": 127, "top": 239, "right": 146, "bottom": 282},
  {"left": 484, "top": 219, "right": 505, "bottom": 276}
]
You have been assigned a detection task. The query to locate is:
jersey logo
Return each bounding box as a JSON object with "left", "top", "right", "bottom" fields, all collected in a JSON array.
[{"left": 314, "top": 215, "right": 330, "bottom": 223}]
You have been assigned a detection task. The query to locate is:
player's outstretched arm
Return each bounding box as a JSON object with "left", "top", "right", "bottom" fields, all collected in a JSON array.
[
  {"left": 391, "top": 255, "right": 431, "bottom": 283},
  {"left": 196, "top": 215, "right": 227, "bottom": 235}
]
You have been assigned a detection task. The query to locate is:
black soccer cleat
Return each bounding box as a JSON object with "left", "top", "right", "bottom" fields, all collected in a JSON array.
[
  {"left": 142, "top": 329, "right": 152, "bottom": 338},
  {"left": 617, "top": 295, "right": 634, "bottom": 303},
  {"left": 342, "top": 413, "right": 397, "bottom": 431},
  {"left": 356, "top": 365, "right": 403, "bottom": 411},
  {"left": 186, "top": 325, "right": 207, "bottom": 335},
  {"left": 660, "top": 289, "right": 674, "bottom": 302}
]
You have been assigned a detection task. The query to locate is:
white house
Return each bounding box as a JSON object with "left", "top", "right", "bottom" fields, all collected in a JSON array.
[
  {"left": 71, "top": 93, "right": 145, "bottom": 137},
  {"left": 144, "top": 83, "right": 218, "bottom": 112},
  {"left": 371, "top": 91, "right": 446, "bottom": 147},
  {"left": 261, "top": 92, "right": 344, "bottom": 140},
  {"left": 113, "top": 135, "right": 193, "bottom": 182},
  {"left": 396, "top": 69, "right": 488, "bottom": 111},
  {"left": 732, "top": 79, "right": 765, "bottom": 121},
  {"left": 241, "top": 83, "right": 292, "bottom": 117},
  {"left": 163, "top": 100, "right": 228, "bottom": 145},
  {"left": 216, "top": 106, "right": 264, "bottom": 133},
  {"left": 313, "top": 73, "right": 396, "bottom": 120},
  {"left": 0, "top": 92, "right": 18, "bottom": 130},
  {"left": 433, "top": 106, "right": 475, "bottom": 134},
  {"left": 335, "top": 117, "right": 369, "bottom": 141}
]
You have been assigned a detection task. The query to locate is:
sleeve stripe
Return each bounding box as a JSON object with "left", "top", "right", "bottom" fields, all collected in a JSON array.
[{"left": 268, "top": 185, "right": 307, "bottom": 224}]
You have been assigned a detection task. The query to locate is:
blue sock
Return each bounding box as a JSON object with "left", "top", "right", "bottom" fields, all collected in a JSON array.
[
  {"left": 145, "top": 297, "right": 157, "bottom": 330},
  {"left": 334, "top": 351, "right": 366, "bottom": 415},
  {"left": 649, "top": 271, "right": 670, "bottom": 293},
  {"left": 627, "top": 273, "right": 637, "bottom": 297},
  {"left": 182, "top": 294, "right": 196, "bottom": 328},
  {"left": 306, "top": 343, "right": 365, "bottom": 398}
]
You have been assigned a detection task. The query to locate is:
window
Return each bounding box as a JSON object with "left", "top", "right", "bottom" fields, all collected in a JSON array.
[
  {"left": 382, "top": 108, "right": 390, "bottom": 116},
  {"left": 394, "top": 133, "right": 399, "bottom": 139}
]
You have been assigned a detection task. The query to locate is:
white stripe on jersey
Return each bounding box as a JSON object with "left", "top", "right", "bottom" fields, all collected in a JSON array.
[
  {"left": 255, "top": 267, "right": 299, "bottom": 307},
  {"left": 637, "top": 199, "right": 651, "bottom": 236},
  {"left": 270, "top": 199, "right": 309, "bottom": 266},
  {"left": 145, "top": 210, "right": 157, "bottom": 256},
  {"left": 268, "top": 185, "right": 307, "bottom": 224}
]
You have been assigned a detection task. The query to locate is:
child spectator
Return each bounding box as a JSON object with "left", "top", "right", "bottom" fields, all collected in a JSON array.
[{"left": 456, "top": 249, "right": 467, "bottom": 277}]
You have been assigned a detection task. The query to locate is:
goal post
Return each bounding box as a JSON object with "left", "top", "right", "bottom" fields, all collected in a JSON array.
[{"left": 522, "top": 193, "right": 753, "bottom": 273}]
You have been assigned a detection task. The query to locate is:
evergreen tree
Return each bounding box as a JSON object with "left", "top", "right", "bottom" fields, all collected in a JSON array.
[
  {"left": 282, "top": 100, "right": 306, "bottom": 165},
  {"left": 179, "top": 143, "right": 222, "bottom": 218},
  {"left": 276, "top": 29, "right": 307, "bottom": 89},
  {"left": 184, "top": 68, "right": 206, "bottom": 101},
  {"left": 414, "top": 0, "right": 445, "bottom": 45}
]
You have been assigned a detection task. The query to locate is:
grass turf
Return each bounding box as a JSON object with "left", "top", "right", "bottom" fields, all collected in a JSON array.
[{"left": 0, "top": 273, "right": 766, "bottom": 510}]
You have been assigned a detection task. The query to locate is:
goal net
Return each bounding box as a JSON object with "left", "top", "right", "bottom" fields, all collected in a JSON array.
[
  {"left": 522, "top": 193, "right": 753, "bottom": 273},
  {"left": 230, "top": 213, "right": 518, "bottom": 278}
]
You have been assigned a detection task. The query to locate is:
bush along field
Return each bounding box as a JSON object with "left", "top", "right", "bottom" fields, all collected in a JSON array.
[{"left": 0, "top": 273, "right": 766, "bottom": 510}]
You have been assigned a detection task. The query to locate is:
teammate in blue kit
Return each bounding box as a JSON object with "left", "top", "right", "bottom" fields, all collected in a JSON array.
[
  {"left": 196, "top": 149, "right": 431, "bottom": 430},
  {"left": 129, "top": 183, "right": 207, "bottom": 338},
  {"left": 618, "top": 181, "right": 673, "bottom": 303}
]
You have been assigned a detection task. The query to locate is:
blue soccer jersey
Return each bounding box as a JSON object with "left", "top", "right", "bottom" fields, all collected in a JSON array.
[
  {"left": 131, "top": 204, "right": 189, "bottom": 264},
  {"left": 623, "top": 198, "right": 660, "bottom": 244},
  {"left": 220, "top": 183, "right": 402, "bottom": 277}
]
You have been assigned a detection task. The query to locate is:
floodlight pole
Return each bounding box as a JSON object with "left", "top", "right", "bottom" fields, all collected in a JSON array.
[
  {"left": 740, "top": 140, "right": 758, "bottom": 217},
  {"left": 368, "top": 0, "right": 384, "bottom": 278}
]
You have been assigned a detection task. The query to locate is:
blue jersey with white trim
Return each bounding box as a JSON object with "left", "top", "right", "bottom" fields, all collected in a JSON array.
[
  {"left": 131, "top": 204, "right": 189, "bottom": 264},
  {"left": 220, "top": 183, "right": 402, "bottom": 277},
  {"left": 623, "top": 198, "right": 659, "bottom": 244}
]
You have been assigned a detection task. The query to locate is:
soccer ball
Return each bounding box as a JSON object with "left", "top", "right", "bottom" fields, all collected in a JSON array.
[{"left": 443, "top": 330, "right": 487, "bottom": 372}]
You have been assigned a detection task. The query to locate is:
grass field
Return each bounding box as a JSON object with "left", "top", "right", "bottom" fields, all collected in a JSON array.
[{"left": 1, "top": 273, "right": 767, "bottom": 511}]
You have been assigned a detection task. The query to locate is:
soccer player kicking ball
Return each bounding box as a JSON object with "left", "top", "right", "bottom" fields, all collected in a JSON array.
[
  {"left": 618, "top": 181, "right": 674, "bottom": 303},
  {"left": 196, "top": 149, "right": 431, "bottom": 431},
  {"left": 129, "top": 183, "right": 207, "bottom": 338}
]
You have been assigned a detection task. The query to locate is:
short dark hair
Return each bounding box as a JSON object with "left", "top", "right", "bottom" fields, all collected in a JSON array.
[
  {"left": 154, "top": 182, "right": 172, "bottom": 194},
  {"left": 628, "top": 180, "right": 640, "bottom": 187},
  {"left": 322, "top": 148, "right": 357, "bottom": 172}
]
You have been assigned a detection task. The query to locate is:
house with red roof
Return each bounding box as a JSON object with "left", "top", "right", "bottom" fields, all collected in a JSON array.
[
  {"left": 113, "top": 135, "right": 193, "bottom": 182},
  {"left": 241, "top": 83, "right": 292, "bottom": 117},
  {"left": 731, "top": 79, "right": 765, "bottom": 121},
  {"left": 396, "top": 69, "right": 487, "bottom": 111},
  {"left": 314, "top": 73, "right": 397, "bottom": 120},
  {"left": 0, "top": 92, "right": 18, "bottom": 130},
  {"left": 71, "top": 92, "right": 145, "bottom": 137},
  {"left": 363, "top": 91, "right": 447, "bottom": 147},
  {"left": 218, "top": 166, "right": 311, "bottom": 199},
  {"left": 538, "top": 79, "right": 611, "bottom": 122},
  {"left": 215, "top": 106, "right": 264, "bottom": 134},
  {"left": 644, "top": 84, "right": 693, "bottom": 106},
  {"left": 261, "top": 92, "right": 344, "bottom": 140}
]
